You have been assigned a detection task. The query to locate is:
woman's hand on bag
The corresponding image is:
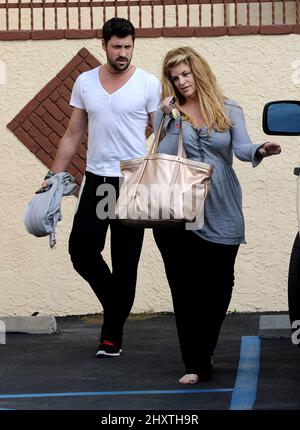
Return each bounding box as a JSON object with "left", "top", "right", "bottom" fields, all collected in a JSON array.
[
  {"left": 258, "top": 141, "right": 281, "bottom": 157},
  {"left": 160, "top": 96, "right": 178, "bottom": 114}
]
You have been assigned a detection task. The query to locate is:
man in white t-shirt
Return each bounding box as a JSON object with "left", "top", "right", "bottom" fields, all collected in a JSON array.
[{"left": 43, "top": 18, "right": 161, "bottom": 357}]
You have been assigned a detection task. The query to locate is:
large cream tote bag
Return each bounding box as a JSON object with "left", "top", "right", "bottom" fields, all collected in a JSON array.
[{"left": 115, "top": 114, "right": 214, "bottom": 229}]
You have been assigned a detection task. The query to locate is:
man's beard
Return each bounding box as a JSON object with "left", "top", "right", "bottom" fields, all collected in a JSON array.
[{"left": 108, "top": 57, "right": 131, "bottom": 72}]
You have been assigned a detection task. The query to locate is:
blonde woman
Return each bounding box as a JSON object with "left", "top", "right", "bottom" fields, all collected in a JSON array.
[{"left": 153, "top": 47, "right": 281, "bottom": 384}]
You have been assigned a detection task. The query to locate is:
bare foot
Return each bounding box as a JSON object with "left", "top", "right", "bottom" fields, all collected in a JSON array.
[{"left": 179, "top": 373, "right": 199, "bottom": 384}]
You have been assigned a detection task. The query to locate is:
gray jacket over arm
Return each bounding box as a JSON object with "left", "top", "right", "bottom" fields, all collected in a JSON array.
[{"left": 24, "top": 172, "right": 77, "bottom": 248}]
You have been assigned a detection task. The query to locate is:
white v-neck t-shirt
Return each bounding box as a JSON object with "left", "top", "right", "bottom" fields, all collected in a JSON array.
[{"left": 70, "top": 66, "right": 161, "bottom": 176}]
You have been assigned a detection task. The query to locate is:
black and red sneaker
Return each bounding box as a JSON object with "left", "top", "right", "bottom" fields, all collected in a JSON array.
[{"left": 96, "top": 340, "right": 122, "bottom": 358}]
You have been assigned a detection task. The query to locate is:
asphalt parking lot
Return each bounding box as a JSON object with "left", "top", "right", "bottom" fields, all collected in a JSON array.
[{"left": 0, "top": 312, "right": 300, "bottom": 415}]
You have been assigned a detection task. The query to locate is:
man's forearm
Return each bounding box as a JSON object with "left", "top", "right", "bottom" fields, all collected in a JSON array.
[
  {"left": 50, "top": 135, "right": 81, "bottom": 173},
  {"left": 145, "top": 123, "right": 153, "bottom": 139},
  {"left": 146, "top": 111, "right": 156, "bottom": 139}
]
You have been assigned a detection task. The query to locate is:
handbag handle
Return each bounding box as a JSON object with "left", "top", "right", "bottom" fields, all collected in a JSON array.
[
  {"left": 131, "top": 113, "right": 186, "bottom": 201},
  {"left": 150, "top": 113, "right": 186, "bottom": 158}
]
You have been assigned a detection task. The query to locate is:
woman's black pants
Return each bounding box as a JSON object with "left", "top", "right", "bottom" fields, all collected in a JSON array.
[
  {"left": 69, "top": 171, "right": 144, "bottom": 347},
  {"left": 153, "top": 227, "right": 239, "bottom": 375}
]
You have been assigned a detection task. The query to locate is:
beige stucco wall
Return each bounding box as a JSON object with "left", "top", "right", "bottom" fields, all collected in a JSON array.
[{"left": 0, "top": 34, "right": 300, "bottom": 316}]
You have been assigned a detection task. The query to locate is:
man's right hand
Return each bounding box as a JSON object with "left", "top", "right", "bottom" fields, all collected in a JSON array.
[{"left": 37, "top": 170, "right": 55, "bottom": 193}]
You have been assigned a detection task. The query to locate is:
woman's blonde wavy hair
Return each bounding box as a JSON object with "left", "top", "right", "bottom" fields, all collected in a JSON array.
[{"left": 161, "top": 47, "right": 232, "bottom": 131}]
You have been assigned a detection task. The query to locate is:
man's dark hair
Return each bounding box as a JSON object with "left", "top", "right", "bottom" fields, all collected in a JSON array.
[{"left": 102, "top": 17, "right": 135, "bottom": 44}]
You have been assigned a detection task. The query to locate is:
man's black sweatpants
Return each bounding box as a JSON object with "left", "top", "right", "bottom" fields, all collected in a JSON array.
[{"left": 69, "top": 171, "right": 144, "bottom": 347}]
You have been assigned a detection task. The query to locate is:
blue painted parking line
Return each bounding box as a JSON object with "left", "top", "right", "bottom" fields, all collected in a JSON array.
[
  {"left": 0, "top": 387, "right": 233, "bottom": 400},
  {"left": 229, "top": 336, "right": 261, "bottom": 410},
  {"left": 0, "top": 336, "right": 260, "bottom": 409}
]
